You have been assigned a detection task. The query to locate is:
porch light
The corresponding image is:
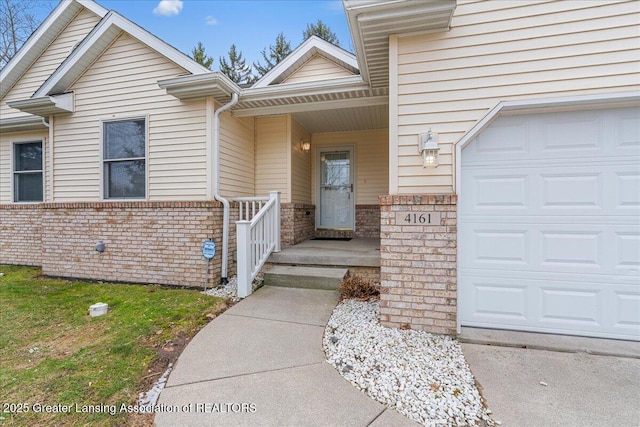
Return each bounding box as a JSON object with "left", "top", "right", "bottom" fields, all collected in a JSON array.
[
  {"left": 300, "top": 139, "right": 311, "bottom": 153},
  {"left": 419, "top": 129, "right": 439, "bottom": 168}
]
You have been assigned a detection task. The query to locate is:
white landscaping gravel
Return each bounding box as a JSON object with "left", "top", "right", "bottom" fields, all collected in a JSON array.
[
  {"left": 201, "top": 276, "right": 262, "bottom": 301},
  {"left": 323, "top": 299, "right": 494, "bottom": 427}
]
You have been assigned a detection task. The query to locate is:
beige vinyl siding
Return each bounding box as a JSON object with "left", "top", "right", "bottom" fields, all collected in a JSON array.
[
  {"left": 219, "top": 111, "right": 255, "bottom": 197},
  {"left": 392, "top": 0, "right": 640, "bottom": 194},
  {"left": 290, "top": 118, "right": 311, "bottom": 204},
  {"left": 283, "top": 55, "right": 354, "bottom": 85},
  {"left": 0, "top": 8, "right": 101, "bottom": 119},
  {"left": 53, "top": 33, "right": 207, "bottom": 202},
  {"left": 0, "top": 131, "right": 48, "bottom": 204},
  {"left": 255, "top": 116, "right": 289, "bottom": 201},
  {"left": 312, "top": 130, "right": 388, "bottom": 205}
]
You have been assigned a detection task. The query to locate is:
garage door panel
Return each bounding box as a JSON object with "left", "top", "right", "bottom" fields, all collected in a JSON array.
[
  {"left": 540, "top": 288, "right": 601, "bottom": 326},
  {"left": 617, "top": 172, "right": 640, "bottom": 208},
  {"left": 542, "top": 113, "right": 601, "bottom": 152},
  {"left": 541, "top": 173, "right": 601, "bottom": 208},
  {"left": 616, "top": 232, "right": 640, "bottom": 269},
  {"left": 614, "top": 292, "right": 640, "bottom": 329},
  {"left": 474, "top": 175, "right": 529, "bottom": 209},
  {"left": 541, "top": 231, "right": 601, "bottom": 268},
  {"left": 460, "top": 106, "right": 640, "bottom": 341},
  {"left": 460, "top": 274, "right": 640, "bottom": 340}
]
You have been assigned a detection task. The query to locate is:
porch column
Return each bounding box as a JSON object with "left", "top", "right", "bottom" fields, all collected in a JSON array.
[{"left": 379, "top": 194, "right": 458, "bottom": 335}]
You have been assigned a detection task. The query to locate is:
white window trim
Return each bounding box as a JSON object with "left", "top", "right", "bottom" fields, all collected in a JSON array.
[
  {"left": 99, "top": 115, "right": 149, "bottom": 201},
  {"left": 11, "top": 139, "right": 44, "bottom": 204}
]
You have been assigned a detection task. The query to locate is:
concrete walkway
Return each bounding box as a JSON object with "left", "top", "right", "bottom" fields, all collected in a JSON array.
[{"left": 155, "top": 286, "right": 416, "bottom": 427}]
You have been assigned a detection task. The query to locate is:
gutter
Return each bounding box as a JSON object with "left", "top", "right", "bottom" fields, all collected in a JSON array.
[{"left": 213, "top": 92, "right": 239, "bottom": 285}]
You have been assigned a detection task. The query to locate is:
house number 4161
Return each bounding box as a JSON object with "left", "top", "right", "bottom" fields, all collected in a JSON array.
[{"left": 396, "top": 211, "right": 441, "bottom": 225}]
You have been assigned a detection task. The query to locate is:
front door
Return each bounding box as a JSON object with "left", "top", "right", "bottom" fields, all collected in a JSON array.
[{"left": 317, "top": 147, "right": 354, "bottom": 229}]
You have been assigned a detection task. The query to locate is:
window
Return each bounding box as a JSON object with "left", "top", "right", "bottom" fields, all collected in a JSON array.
[
  {"left": 14, "top": 141, "right": 43, "bottom": 202},
  {"left": 103, "top": 118, "right": 146, "bottom": 199}
]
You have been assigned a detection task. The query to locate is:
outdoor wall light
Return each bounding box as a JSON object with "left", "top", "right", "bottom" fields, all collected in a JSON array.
[
  {"left": 419, "top": 129, "right": 440, "bottom": 168},
  {"left": 300, "top": 139, "right": 311, "bottom": 153}
]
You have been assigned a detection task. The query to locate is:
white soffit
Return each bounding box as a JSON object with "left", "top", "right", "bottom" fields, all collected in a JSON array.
[
  {"left": 344, "top": 0, "right": 456, "bottom": 88},
  {"left": 0, "top": 0, "right": 108, "bottom": 100}
]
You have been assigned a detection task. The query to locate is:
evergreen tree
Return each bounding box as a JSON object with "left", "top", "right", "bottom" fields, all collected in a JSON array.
[
  {"left": 219, "top": 44, "right": 254, "bottom": 84},
  {"left": 191, "top": 41, "right": 214, "bottom": 70},
  {"left": 303, "top": 19, "right": 340, "bottom": 46},
  {"left": 253, "top": 32, "right": 292, "bottom": 78}
]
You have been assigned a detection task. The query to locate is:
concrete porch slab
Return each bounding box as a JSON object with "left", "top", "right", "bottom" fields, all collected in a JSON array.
[{"left": 268, "top": 237, "right": 380, "bottom": 267}]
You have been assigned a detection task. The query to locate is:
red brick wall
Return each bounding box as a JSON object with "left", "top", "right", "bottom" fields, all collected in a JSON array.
[
  {"left": 1, "top": 202, "right": 236, "bottom": 288},
  {"left": 281, "top": 203, "right": 315, "bottom": 247},
  {"left": 379, "top": 195, "right": 457, "bottom": 334},
  {"left": 0, "top": 205, "right": 43, "bottom": 266},
  {"left": 355, "top": 204, "right": 380, "bottom": 238}
]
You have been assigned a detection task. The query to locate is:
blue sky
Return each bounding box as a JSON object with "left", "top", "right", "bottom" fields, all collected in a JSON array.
[{"left": 34, "top": 0, "right": 353, "bottom": 70}]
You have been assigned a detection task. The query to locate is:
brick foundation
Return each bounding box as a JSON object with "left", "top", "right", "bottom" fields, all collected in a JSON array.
[
  {"left": 0, "top": 204, "right": 43, "bottom": 266},
  {"left": 314, "top": 205, "right": 380, "bottom": 239},
  {"left": 355, "top": 205, "right": 380, "bottom": 238},
  {"left": 281, "top": 203, "right": 315, "bottom": 247},
  {"left": 379, "top": 194, "right": 457, "bottom": 335},
  {"left": 1, "top": 201, "right": 236, "bottom": 288}
]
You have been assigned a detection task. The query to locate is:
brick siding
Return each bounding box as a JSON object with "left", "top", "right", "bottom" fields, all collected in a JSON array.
[
  {"left": 315, "top": 205, "right": 380, "bottom": 239},
  {"left": 0, "top": 204, "right": 43, "bottom": 266},
  {"left": 379, "top": 195, "right": 458, "bottom": 335},
  {"left": 281, "top": 203, "right": 315, "bottom": 247},
  {"left": 1, "top": 202, "right": 236, "bottom": 288}
]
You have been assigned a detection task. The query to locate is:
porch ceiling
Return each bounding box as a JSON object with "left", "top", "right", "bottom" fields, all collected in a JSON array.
[{"left": 292, "top": 103, "right": 388, "bottom": 133}]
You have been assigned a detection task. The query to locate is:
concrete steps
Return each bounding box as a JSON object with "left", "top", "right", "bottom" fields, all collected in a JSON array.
[{"left": 263, "top": 265, "right": 348, "bottom": 290}]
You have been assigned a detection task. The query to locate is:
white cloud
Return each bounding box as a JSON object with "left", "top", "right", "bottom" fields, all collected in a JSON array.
[
  {"left": 153, "top": 0, "right": 183, "bottom": 17},
  {"left": 205, "top": 15, "right": 218, "bottom": 26}
]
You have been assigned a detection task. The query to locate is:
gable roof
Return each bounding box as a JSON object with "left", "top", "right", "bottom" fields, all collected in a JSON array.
[
  {"left": 252, "top": 36, "right": 359, "bottom": 88},
  {"left": 0, "top": 0, "right": 108, "bottom": 100},
  {"left": 34, "top": 9, "right": 210, "bottom": 97}
]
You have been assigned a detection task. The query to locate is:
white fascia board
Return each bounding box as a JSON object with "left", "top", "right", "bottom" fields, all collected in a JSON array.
[
  {"left": 241, "top": 75, "right": 367, "bottom": 102},
  {"left": 0, "top": 0, "right": 108, "bottom": 99},
  {"left": 233, "top": 95, "right": 388, "bottom": 117},
  {"left": 35, "top": 10, "right": 209, "bottom": 97},
  {"left": 78, "top": 0, "right": 109, "bottom": 17},
  {"left": 252, "top": 36, "right": 359, "bottom": 89},
  {"left": 454, "top": 91, "right": 640, "bottom": 193}
]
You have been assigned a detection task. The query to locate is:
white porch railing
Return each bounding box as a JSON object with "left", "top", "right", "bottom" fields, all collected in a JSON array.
[{"left": 235, "top": 191, "right": 281, "bottom": 298}]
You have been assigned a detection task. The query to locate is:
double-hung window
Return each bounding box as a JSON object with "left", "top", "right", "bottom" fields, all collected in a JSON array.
[
  {"left": 13, "top": 141, "right": 43, "bottom": 202},
  {"left": 103, "top": 118, "right": 146, "bottom": 199}
]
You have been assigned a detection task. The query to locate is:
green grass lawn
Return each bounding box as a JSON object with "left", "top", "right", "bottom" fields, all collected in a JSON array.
[{"left": 0, "top": 265, "right": 226, "bottom": 426}]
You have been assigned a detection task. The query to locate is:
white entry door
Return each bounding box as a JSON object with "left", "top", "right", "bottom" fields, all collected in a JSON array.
[
  {"left": 459, "top": 107, "right": 640, "bottom": 341},
  {"left": 317, "top": 148, "right": 354, "bottom": 229}
]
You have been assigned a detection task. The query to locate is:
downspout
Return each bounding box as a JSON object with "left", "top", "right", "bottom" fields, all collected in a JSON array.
[
  {"left": 213, "top": 92, "right": 239, "bottom": 285},
  {"left": 42, "top": 117, "right": 52, "bottom": 202}
]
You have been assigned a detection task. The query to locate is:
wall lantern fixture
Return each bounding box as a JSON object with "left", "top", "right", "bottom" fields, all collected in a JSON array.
[
  {"left": 419, "top": 129, "right": 439, "bottom": 168},
  {"left": 300, "top": 139, "right": 311, "bottom": 153}
]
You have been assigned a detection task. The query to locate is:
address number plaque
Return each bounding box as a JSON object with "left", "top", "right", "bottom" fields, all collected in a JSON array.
[{"left": 396, "top": 211, "right": 441, "bottom": 226}]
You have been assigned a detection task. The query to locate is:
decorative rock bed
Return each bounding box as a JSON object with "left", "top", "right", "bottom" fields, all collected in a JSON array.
[{"left": 323, "top": 299, "right": 494, "bottom": 427}]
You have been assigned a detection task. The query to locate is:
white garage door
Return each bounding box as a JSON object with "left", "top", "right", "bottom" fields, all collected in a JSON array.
[{"left": 459, "top": 107, "right": 640, "bottom": 341}]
